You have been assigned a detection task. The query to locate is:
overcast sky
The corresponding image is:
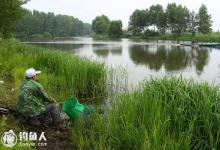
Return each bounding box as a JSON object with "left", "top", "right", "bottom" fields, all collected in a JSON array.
[{"left": 23, "top": 0, "right": 220, "bottom": 31}]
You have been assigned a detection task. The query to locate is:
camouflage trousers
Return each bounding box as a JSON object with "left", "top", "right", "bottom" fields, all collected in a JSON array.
[{"left": 27, "top": 102, "right": 62, "bottom": 128}]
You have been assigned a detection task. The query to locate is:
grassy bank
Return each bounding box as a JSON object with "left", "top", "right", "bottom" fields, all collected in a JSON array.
[
  {"left": 125, "top": 32, "right": 220, "bottom": 43},
  {"left": 0, "top": 39, "right": 106, "bottom": 107},
  {"left": 0, "top": 39, "right": 110, "bottom": 149},
  {"left": 72, "top": 77, "right": 220, "bottom": 150}
]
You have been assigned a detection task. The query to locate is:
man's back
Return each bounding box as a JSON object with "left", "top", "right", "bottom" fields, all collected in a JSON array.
[{"left": 17, "top": 79, "right": 46, "bottom": 117}]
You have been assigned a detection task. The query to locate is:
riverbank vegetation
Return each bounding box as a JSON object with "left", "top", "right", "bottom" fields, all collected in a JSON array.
[
  {"left": 125, "top": 32, "right": 220, "bottom": 43},
  {"left": 0, "top": 39, "right": 128, "bottom": 149},
  {"left": 72, "top": 77, "right": 220, "bottom": 150},
  {"left": 0, "top": 39, "right": 106, "bottom": 107}
]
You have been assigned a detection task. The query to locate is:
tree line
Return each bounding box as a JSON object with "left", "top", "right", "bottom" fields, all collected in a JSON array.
[
  {"left": 128, "top": 3, "right": 212, "bottom": 36},
  {"left": 16, "top": 10, "right": 93, "bottom": 39},
  {"left": 0, "top": 0, "right": 214, "bottom": 39},
  {"left": 0, "top": 0, "right": 92, "bottom": 39}
]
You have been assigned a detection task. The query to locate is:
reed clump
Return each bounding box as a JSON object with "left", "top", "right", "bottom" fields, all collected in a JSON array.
[{"left": 72, "top": 77, "right": 220, "bottom": 150}]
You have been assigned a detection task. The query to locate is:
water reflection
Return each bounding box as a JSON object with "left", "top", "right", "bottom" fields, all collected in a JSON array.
[
  {"left": 93, "top": 45, "right": 110, "bottom": 58},
  {"left": 129, "top": 45, "right": 209, "bottom": 73},
  {"left": 27, "top": 37, "right": 220, "bottom": 86},
  {"left": 110, "top": 47, "right": 122, "bottom": 56},
  {"left": 195, "top": 49, "right": 209, "bottom": 74},
  {"left": 93, "top": 45, "right": 122, "bottom": 57}
]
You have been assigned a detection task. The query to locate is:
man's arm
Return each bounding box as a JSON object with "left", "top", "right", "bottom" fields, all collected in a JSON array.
[{"left": 36, "top": 85, "right": 56, "bottom": 103}]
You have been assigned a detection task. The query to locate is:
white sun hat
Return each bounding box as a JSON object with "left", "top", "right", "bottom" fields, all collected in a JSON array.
[{"left": 25, "top": 68, "right": 42, "bottom": 78}]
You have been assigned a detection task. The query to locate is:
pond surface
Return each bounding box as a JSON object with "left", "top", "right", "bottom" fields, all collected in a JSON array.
[{"left": 26, "top": 37, "right": 220, "bottom": 87}]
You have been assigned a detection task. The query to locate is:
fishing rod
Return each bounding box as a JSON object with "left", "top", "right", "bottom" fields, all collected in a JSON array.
[
  {"left": 0, "top": 95, "right": 107, "bottom": 115},
  {"left": 79, "top": 96, "right": 107, "bottom": 103}
]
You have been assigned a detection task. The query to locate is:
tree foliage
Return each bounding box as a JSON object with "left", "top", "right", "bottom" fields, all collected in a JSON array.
[
  {"left": 128, "top": 3, "right": 212, "bottom": 36},
  {"left": 92, "top": 15, "right": 110, "bottom": 35},
  {"left": 188, "top": 11, "right": 199, "bottom": 35},
  {"left": 0, "top": 0, "right": 27, "bottom": 38},
  {"left": 129, "top": 9, "right": 149, "bottom": 34},
  {"left": 108, "top": 20, "right": 123, "bottom": 38},
  {"left": 198, "top": 4, "right": 212, "bottom": 34},
  {"left": 149, "top": 4, "right": 167, "bottom": 34},
  {"left": 166, "top": 3, "right": 190, "bottom": 35}
]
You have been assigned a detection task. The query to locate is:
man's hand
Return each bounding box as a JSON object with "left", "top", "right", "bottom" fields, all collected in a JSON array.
[{"left": 56, "top": 102, "right": 60, "bottom": 107}]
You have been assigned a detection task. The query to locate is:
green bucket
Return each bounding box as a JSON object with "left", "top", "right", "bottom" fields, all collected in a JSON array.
[{"left": 62, "top": 98, "right": 85, "bottom": 119}]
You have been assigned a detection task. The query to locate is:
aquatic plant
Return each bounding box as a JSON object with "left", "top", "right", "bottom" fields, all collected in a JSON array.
[{"left": 72, "top": 77, "right": 220, "bottom": 150}]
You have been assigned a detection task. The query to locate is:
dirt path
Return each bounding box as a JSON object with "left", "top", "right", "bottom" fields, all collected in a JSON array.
[{"left": 36, "top": 129, "right": 73, "bottom": 150}]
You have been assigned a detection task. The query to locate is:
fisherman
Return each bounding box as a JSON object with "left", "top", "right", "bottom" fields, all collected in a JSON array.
[{"left": 17, "top": 68, "right": 65, "bottom": 130}]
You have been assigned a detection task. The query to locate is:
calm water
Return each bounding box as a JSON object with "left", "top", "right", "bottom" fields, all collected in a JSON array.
[{"left": 26, "top": 37, "right": 220, "bottom": 86}]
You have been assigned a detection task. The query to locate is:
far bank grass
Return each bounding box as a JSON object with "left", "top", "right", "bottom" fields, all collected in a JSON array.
[
  {"left": 0, "top": 39, "right": 106, "bottom": 107},
  {"left": 72, "top": 77, "right": 220, "bottom": 150},
  {"left": 125, "top": 32, "right": 220, "bottom": 43},
  {"left": 92, "top": 32, "right": 220, "bottom": 43}
]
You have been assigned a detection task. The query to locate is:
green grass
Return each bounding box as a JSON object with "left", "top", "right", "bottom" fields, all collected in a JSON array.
[
  {"left": 127, "top": 32, "right": 220, "bottom": 43},
  {"left": 72, "top": 77, "right": 220, "bottom": 150},
  {"left": 0, "top": 39, "right": 107, "bottom": 106}
]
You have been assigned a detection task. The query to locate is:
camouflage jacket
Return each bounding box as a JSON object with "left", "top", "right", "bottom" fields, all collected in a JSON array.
[{"left": 17, "top": 79, "right": 56, "bottom": 117}]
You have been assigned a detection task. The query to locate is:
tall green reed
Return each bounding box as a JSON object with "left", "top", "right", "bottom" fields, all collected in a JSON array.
[{"left": 72, "top": 77, "right": 220, "bottom": 150}]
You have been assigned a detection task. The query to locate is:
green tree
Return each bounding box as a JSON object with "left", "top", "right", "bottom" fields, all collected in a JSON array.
[
  {"left": 149, "top": 4, "right": 167, "bottom": 34},
  {"left": 92, "top": 15, "right": 110, "bottom": 35},
  {"left": 0, "top": 0, "right": 28, "bottom": 38},
  {"left": 82, "top": 23, "right": 93, "bottom": 36},
  {"left": 16, "top": 9, "right": 33, "bottom": 38},
  {"left": 156, "top": 10, "right": 167, "bottom": 34},
  {"left": 198, "top": 4, "right": 212, "bottom": 34},
  {"left": 166, "top": 3, "right": 190, "bottom": 35},
  {"left": 44, "top": 12, "right": 55, "bottom": 36},
  {"left": 108, "top": 20, "right": 123, "bottom": 38},
  {"left": 188, "top": 11, "right": 199, "bottom": 36},
  {"left": 54, "top": 15, "right": 74, "bottom": 37},
  {"left": 149, "top": 5, "right": 162, "bottom": 28},
  {"left": 129, "top": 9, "right": 149, "bottom": 34},
  {"left": 71, "top": 18, "right": 84, "bottom": 36}
]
